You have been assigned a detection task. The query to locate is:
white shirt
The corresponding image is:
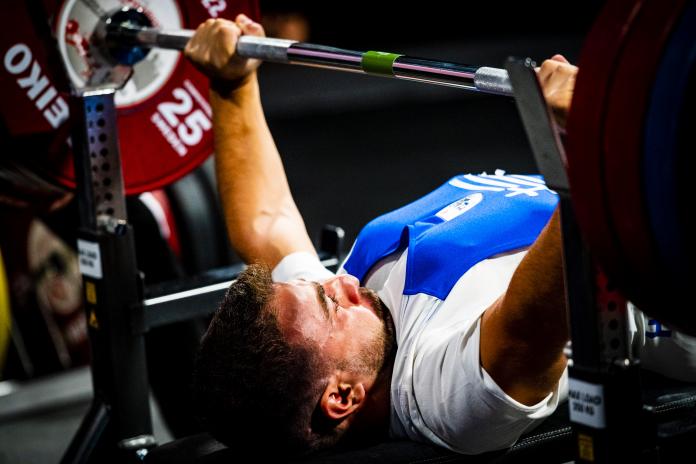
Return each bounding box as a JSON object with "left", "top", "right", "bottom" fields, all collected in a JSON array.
[
  {"left": 272, "top": 249, "right": 696, "bottom": 454},
  {"left": 273, "top": 249, "right": 566, "bottom": 454}
]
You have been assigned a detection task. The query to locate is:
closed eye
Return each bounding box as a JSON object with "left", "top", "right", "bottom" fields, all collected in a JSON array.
[
  {"left": 329, "top": 295, "right": 340, "bottom": 311},
  {"left": 312, "top": 282, "right": 331, "bottom": 321}
]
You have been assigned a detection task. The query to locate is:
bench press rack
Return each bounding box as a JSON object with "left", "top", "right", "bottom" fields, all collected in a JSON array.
[
  {"left": 61, "top": 83, "right": 342, "bottom": 463},
  {"left": 58, "top": 21, "right": 696, "bottom": 464},
  {"left": 508, "top": 58, "right": 696, "bottom": 463}
]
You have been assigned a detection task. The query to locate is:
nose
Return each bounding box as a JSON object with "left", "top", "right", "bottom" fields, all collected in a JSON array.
[{"left": 326, "top": 275, "right": 361, "bottom": 306}]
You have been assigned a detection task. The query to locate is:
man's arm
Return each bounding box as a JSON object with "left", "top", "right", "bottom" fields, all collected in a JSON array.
[
  {"left": 185, "top": 16, "right": 315, "bottom": 268},
  {"left": 480, "top": 209, "right": 567, "bottom": 405},
  {"left": 480, "top": 56, "right": 577, "bottom": 406}
]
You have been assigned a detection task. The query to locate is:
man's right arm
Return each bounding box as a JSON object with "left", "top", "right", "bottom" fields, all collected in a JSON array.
[{"left": 185, "top": 17, "right": 316, "bottom": 269}]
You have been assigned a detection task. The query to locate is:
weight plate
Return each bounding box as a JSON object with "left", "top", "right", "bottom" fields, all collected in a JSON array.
[
  {"left": 602, "top": 0, "right": 688, "bottom": 315},
  {"left": 0, "top": 0, "right": 259, "bottom": 195},
  {"left": 565, "top": 0, "right": 646, "bottom": 289},
  {"left": 643, "top": 1, "right": 696, "bottom": 292},
  {"left": 0, "top": 1, "right": 71, "bottom": 137}
]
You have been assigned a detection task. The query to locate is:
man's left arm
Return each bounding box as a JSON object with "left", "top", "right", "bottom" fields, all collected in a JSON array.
[
  {"left": 480, "top": 209, "right": 567, "bottom": 405},
  {"left": 480, "top": 56, "right": 577, "bottom": 405}
]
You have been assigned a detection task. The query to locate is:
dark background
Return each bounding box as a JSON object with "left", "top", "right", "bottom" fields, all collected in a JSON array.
[{"left": 255, "top": 1, "right": 603, "bottom": 249}]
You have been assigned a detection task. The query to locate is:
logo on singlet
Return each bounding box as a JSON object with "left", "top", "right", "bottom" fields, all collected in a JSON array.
[
  {"left": 448, "top": 173, "right": 556, "bottom": 197},
  {"left": 435, "top": 193, "right": 483, "bottom": 222}
]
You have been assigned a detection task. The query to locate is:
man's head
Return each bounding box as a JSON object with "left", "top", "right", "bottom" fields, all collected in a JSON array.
[{"left": 193, "top": 264, "right": 395, "bottom": 455}]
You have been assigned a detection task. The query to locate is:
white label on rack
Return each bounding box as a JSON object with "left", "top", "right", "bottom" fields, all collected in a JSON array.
[
  {"left": 568, "top": 378, "right": 606, "bottom": 429},
  {"left": 77, "top": 239, "right": 102, "bottom": 279}
]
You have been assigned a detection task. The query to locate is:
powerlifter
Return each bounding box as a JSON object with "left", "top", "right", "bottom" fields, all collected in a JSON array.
[{"left": 184, "top": 14, "right": 696, "bottom": 456}]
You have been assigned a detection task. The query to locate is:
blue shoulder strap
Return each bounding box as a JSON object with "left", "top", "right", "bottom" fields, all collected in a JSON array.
[{"left": 343, "top": 173, "right": 558, "bottom": 299}]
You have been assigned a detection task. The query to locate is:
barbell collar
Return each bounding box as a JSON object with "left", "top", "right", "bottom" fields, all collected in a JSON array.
[{"left": 474, "top": 67, "right": 514, "bottom": 96}]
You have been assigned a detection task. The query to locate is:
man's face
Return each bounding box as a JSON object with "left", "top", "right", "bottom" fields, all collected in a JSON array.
[{"left": 273, "top": 274, "right": 390, "bottom": 375}]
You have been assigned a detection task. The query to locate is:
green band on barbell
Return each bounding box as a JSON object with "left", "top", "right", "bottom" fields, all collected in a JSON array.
[{"left": 361, "top": 51, "right": 402, "bottom": 76}]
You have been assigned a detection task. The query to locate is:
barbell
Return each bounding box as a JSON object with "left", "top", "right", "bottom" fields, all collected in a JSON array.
[
  {"left": 0, "top": 0, "right": 694, "bottom": 332},
  {"left": 1, "top": 0, "right": 513, "bottom": 197},
  {"left": 103, "top": 18, "right": 512, "bottom": 96}
]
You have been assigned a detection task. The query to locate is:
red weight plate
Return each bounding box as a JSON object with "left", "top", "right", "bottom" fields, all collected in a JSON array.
[
  {"left": 0, "top": 0, "right": 260, "bottom": 196},
  {"left": 0, "top": 0, "right": 74, "bottom": 199},
  {"left": 565, "top": 0, "right": 646, "bottom": 288},
  {"left": 0, "top": 2, "right": 71, "bottom": 137},
  {"left": 602, "top": 0, "right": 688, "bottom": 312}
]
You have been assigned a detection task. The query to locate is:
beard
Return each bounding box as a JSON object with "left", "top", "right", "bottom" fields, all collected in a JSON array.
[{"left": 353, "top": 287, "right": 397, "bottom": 375}]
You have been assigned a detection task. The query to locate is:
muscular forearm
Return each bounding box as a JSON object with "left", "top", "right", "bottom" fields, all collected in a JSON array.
[
  {"left": 211, "top": 75, "right": 315, "bottom": 267},
  {"left": 480, "top": 208, "right": 568, "bottom": 405},
  {"left": 479, "top": 56, "right": 577, "bottom": 404}
]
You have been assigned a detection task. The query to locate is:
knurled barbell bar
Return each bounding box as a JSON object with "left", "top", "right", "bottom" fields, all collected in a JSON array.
[{"left": 102, "top": 13, "right": 513, "bottom": 96}]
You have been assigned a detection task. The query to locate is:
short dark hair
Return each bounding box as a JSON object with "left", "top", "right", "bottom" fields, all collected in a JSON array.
[{"left": 192, "top": 264, "right": 333, "bottom": 455}]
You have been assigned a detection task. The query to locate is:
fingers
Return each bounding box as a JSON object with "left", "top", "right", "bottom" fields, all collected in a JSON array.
[
  {"left": 183, "top": 19, "right": 211, "bottom": 62},
  {"left": 236, "top": 13, "right": 266, "bottom": 37},
  {"left": 538, "top": 59, "right": 562, "bottom": 83},
  {"left": 534, "top": 54, "right": 568, "bottom": 74},
  {"left": 184, "top": 16, "right": 264, "bottom": 83},
  {"left": 537, "top": 58, "right": 577, "bottom": 91},
  {"left": 534, "top": 56, "right": 578, "bottom": 128},
  {"left": 214, "top": 20, "right": 242, "bottom": 68},
  {"left": 184, "top": 18, "right": 241, "bottom": 70}
]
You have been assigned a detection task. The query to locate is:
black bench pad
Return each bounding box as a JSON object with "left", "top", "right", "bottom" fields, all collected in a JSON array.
[{"left": 146, "top": 372, "right": 696, "bottom": 463}]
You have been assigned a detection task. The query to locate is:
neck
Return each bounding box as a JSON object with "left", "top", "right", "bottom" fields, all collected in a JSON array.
[
  {"left": 337, "top": 297, "right": 398, "bottom": 446},
  {"left": 342, "top": 349, "right": 396, "bottom": 445}
]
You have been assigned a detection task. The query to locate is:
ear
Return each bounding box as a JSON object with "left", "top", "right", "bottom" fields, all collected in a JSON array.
[{"left": 319, "top": 374, "right": 366, "bottom": 421}]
